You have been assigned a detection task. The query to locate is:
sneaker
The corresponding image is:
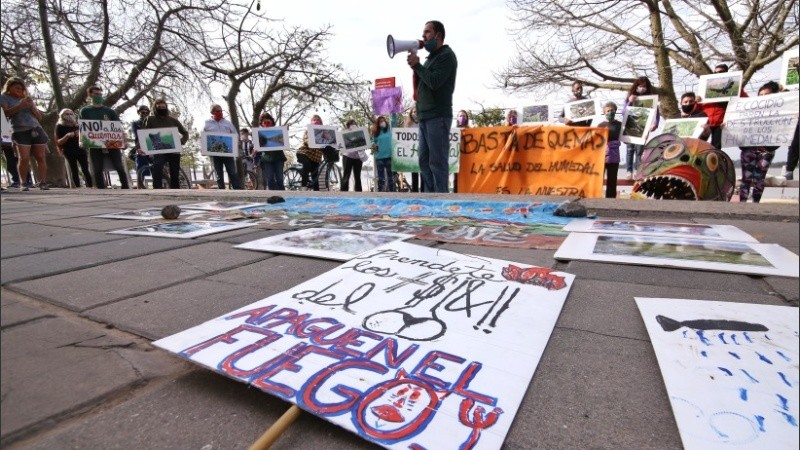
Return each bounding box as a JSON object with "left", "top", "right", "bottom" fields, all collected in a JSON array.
[
  {"left": 785, "top": 171, "right": 794, "bottom": 181},
  {"left": 38, "top": 182, "right": 50, "bottom": 190},
  {"left": 23, "top": 181, "right": 34, "bottom": 189},
  {"left": 21, "top": 185, "right": 29, "bottom": 191},
  {"left": 7, "top": 182, "right": 20, "bottom": 189},
  {"left": 626, "top": 171, "right": 633, "bottom": 180}
]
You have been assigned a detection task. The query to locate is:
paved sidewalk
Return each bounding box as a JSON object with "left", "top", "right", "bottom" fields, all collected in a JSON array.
[{"left": 1, "top": 189, "right": 797, "bottom": 450}]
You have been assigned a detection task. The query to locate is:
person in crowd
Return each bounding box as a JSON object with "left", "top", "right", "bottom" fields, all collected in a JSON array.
[
  {"left": 561, "top": 81, "right": 591, "bottom": 127},
  {"left": 371, "top": 114, "right": 399, "bottom": 192},
  {"left": 240, "top": 127, "right": 257, "bottom": 188},
  {"left": 1, "top": 142, "right": 31, "bottom": 189},
  {"left": 678, "top": 92, "right": 711, "bottom": 140},
  {"left": 203, "top": 104, "right": 242, "bottom": 190},
  {"left": 78, "top": 85, "right": 129, "bottom": 189},
  {"left": 297, "top": 114, "right": 325, "bottom": 191},
  {"left": 341, "top": 119, "right": 364, "bottom": 192},
  {"left": 141, "top": 99, "right": 189, "bottom": 189},
  {"left": 405, "top": 106, "right": 423, "bottom": 192},
  {"left": 595, "top": 102, "right": 622, "bottom": 198},
  {"left": 54, "top": 108, "right": 93, "bottom": 188},
  {"left": 622, "top": 76, "right": 660, "bottom": 180},
  {"left": 408, "top": 20, "right": 457, "bottom": 193},
  {"left": 257, "top": 112, "right": 286, "bottom": 190},
  {"left": 0, "top": 77, "right": 49, "bottom": 190},
  {"left": 699, "top": 63, "right": 747, "bottom": 150},
  {"left": 505, "top": 109, "right": 518, "bottom": 126},
  {"left": 131, "top": 104, "right": 152, "bottom": 189},
  {"left": 453, "top": 109, "right": 472, "bottom": 193},
  {"left": 736, "top": 81, "right": 780, "bottom": 203},
  {"left": 785, "top": 123, "right": 798, "bottom": 181}
]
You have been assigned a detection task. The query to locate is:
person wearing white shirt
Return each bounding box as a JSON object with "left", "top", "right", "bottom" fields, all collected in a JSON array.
[{"left": 203, "top": 104, "right": 243, "bottom": 190}]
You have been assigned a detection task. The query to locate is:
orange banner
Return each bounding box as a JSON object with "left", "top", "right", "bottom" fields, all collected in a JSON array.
[{"left": 458, "top": 125, "right": 608, "bottom": 197}]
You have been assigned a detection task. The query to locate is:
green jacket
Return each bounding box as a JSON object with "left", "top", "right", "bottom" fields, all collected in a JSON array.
[{"left": 413, "top": 45, "right": 457, "bottom": 121}]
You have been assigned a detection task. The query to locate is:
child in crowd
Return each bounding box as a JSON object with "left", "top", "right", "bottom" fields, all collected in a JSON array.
[{"left": 596, "top": 101, "right": 622, "bottom": 198}]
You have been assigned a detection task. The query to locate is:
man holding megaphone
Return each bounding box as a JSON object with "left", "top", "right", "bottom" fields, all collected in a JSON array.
[{"left": 404, "top": 20, "right": 458, "bottom": 193}]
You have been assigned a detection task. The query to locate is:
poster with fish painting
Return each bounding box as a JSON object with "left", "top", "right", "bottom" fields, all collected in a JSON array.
[
  {"left": 235, "top": 228, "right": 413, "bottom": 261},
  {"left": 697, "top": 71, "right": 743, "bottom": 103},
  {"left": 253, "top": 126, "right": 290, "bottom": 152},
  {"left": 153, "top": 241, "right": 575, "bottom": 449},
  {"left": 562, "top": 219, "right": 757, "bottom": 243},
  {"left": 553, "top": 233, "right": 798, "bottom": 278},
  {"left": 109, "top": 221, "right": 255, "bottom": 239},
  {"left": 200, "top": 131, "right": 238, "bottom": 157},
  {"left": 635, "top": 297, "right": 799, "bottom": 450}
]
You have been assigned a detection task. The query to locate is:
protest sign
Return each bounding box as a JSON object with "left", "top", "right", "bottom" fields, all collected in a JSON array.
[
  {"left": 78, "top": 119, "right": 125, "bottom": 150},
  {"left": 1, "top": 108, "right": 11, "bottom": 143},
  {"left": 722, "top": 91, "right": 799, "bottom": 147},
  {"left": 372, "top": 87, "right": 403, "bottom": 115},
  {"left": 136, "top": 127, "right": 182, "bottom": 155},
  {"left": 391, "top": 127, "right": 460, "bottom": 173},
  {"left": 457, "top": 125, "right": 607, "bottom": 197},
  {"left": 154, "top": 241, "right": 574, "bottom": 450},
  {"left": 375, "top": 77, "right": 396, "bottom": 89}
]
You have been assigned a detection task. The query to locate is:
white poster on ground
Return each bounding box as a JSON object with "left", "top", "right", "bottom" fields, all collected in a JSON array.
[
  {"left": 636, "top": 297, "right": 799, "bottom": 450},
  {"left": 154, "top": 241, "right": 575, "bottom": 450},
  {"left": 562, "top": 219, "right": 758, "bottom": 243},
  {"left": 553, "top": 233, "right": 798, "bottom": 278},
  {"left": 236, "top": 228, "right": 413, "bottom": 261},
  {"left": 722, "top": 91, "right": 799, "bottom": 148}
]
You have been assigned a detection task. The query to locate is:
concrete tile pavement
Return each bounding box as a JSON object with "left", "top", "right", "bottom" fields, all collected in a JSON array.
[{"left": 1, "top": 189, "right": 797, "bottom": 449}]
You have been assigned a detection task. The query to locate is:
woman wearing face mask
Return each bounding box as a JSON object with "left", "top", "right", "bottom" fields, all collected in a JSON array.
[
  {"left": 297, "top": 115, "right": 325, "bottom": 191},
  {"left": 622, "top": 76, "right": 660, "bottom": 180},
  {"left": 371, "top": 115, "right": 397, "bottom": 192},
  {"left": 596, "top": 102, "right": 622, "bottom": 198},
  {"left": 54, "top": 109, "right": 93, "bottom": 188},
  {"left": 257, "top": 112, "right": 286, "bottom": 190},
  {"left": 341, "top": 119, "right": 365, "bottom": 192},
  {"left": 504, "top": 109, "right": 518, "bottom": 126}
]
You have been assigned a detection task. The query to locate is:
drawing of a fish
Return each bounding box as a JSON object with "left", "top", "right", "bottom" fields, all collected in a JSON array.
[{"left": 656, "top": 315, "right": 769, "bottom": 332}]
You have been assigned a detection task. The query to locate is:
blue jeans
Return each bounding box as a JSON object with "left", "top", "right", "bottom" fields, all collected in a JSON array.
[
  {"left": 260, "top": 159, "right": 285, "bottom": 190},
  {"left": 212, "top": 156, "right": 242, "bottom": 190},
  {"left": 418, "top": 116, "right": 452, "bottom": 193},
  {"left": 375, "top": 157, "right": 394, "bottom": 192},
  {"left": 626, "top": 144, "right": 644, "bottom": 173}
]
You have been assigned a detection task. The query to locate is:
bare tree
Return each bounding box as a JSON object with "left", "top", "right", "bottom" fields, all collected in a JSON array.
[{"left": 498, "top": 0, "right": 799, "bottom": 117}]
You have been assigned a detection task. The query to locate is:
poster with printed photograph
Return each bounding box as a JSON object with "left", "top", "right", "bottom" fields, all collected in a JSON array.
[
  {"left": 78, "top": 119, "right": 125, "bottom": 150},
  {"left": 337, "top": 127, "right": 371, "bottom": 153},
  {"left": 636, "top": 297, "right": 799, "bottom": 450},
  {"left": 521, "top": 103, "right": 550, "bottom": 124},
  {"left": 109, "top": 221, "right": 255, "bottom": 239},
  {"left": 253, "top": 126, "right": 290, "bottom": 152},
  {"left": 620, "top": 107, "right": 657, "bottom": 145},
  {"left": 200, "top": 131, "right": 238, "bottom": 157},
  {"left": 563, "top": 99, "right": 598, "bottom": 122},
  {"left": 179, "top": 201, "right": 265, "bottom": 211},
  {"left": 779, "top": 48, "right": 799, "bottom": 91},
  {"left": 307, "top": 125, "right": 339, "bottom": 149},
  {"left": 137, "top": 127, "right": 182, "bottom": 155},
  {"left": 554, "top": 232, "right": 799, "bottom": 277},
  {"left": 562, "top": 219, "right": 757, "bottom": 243},
  {"left": 154, "top": 241, "right": 575, "bottom": 450},
  {"left": 236, "top": 228, "right": 414, "bottom": 261},
  {"left": 94, "top": 208, "right": 199, "bottom": 221},
  {"left": 655, "top": 117, "right": 708, "bottom": 139},
  {"left": 629, "top": 94, "right": 659, "bottom": 108},
  {"left": 697, "top": 71, "right": 743, "bottom": 103}
]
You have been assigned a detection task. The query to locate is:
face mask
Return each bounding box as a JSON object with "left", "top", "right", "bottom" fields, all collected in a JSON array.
[
  {"left": 380, "top": 122, "right": 387, "bottom": 129},
  {"left": 606, "top": 112, "right": 615, "bottom": 121},
  {"left": 262, "top": 121, "right": 273, "bottom": 127},
  {"left": 91, "top": 95, "right": 104, "bottom": 105},
  {"left": 636, "top": 86, "right": 647, "bottom": 94},
  {"left": 424, "top": 36, "right": 438, "bottom": 52},
  {"left": 573, "top": 90, "right": 582, "bottom": 97},
  {"left": 457, "top": 116, "right": 467, "bottom": 126},
  {"left": 681, "top": 104, "right": 694, "bottom": 114},
  {"left": 508, "top": 116, "right": 517, "bottom": 125},
  {"left": 240, "top": 135, "right": 249, "bottom": 141},
  {"left": 212, "top": 111, "right": 223, "bottom": 120},
  {"left": 156, "top": 108, "right": 169, "bottom": 116}
]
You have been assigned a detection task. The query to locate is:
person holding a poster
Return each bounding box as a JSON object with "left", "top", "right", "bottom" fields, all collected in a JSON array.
[
  {"left": 736, "top": 81, "right": 781, "bottom": 203},
  {"left": 622, "top": 76, "right": 660, "bottom": 180},
  {"left": 596, "top": 102, "right": 622, "bottom": 198},
  {"left": 142, "top": 99, "right": 189, "bottom": 189},
  {"left": 257, "top": 112, "right": 286, "bottom": 190},
  {"left": 203, "top": 104, "right": 243, "bottom": 190},
  {"left": 699, "top": 63, "right": 746, "bottom": 150},
  {"left": 130, "top": 105, "right": 153, "bottom": 189},
  {"left": 54, "top": 108, "right": 93, "bottom": 188},
  {"left": 78, "top": 85, "right": 130, "bottom": 189},
  {"left": 297, "top": 115, "right": 325, "bottom": 191},
  {"left": 341, "top": 119, "right": 364, "bottom": 192},
  {"left": 504, "top": 109, "right": 518, "bottom": 126},
  {"left": 371, "top": 115, "right": 398, "bottom": 192},
  {"left": 407, "top": 20, "right": 457, "bottom": 193},
  {"left": 678, "top": 92, "right": 711, "bottom": 140},
  {"left": 560, "top": 81, "right": 591, "bottom": 127},
  {"left": 0, "top": 77, "right": 49, "bottom": 190}
]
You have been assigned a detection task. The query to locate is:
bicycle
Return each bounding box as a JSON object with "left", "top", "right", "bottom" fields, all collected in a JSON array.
[
  {"left": 284, "top": 148, "right": 342, "bottom": 191},
  {"left": 283, "top": 163, "right": 304, "bottom": 191},
  {"left": 242, "top": 155, "right": 260, "bottom": 190},
  {"left": 136, "top": 159, "right": 191, "bottom": 189}
]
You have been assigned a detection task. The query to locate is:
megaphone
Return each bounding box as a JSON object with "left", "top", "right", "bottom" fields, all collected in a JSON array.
[{"left": 387, "top": 35, "right": 423, "bottom": 58}]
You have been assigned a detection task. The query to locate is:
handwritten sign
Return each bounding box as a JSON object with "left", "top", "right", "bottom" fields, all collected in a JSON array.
[
  {"left": 457, "top": 125, "right": 607, "bottom": 197},
  {"left": 391, "top": 127, "right": 460, "bottom": 173},
  {"left": 154, "top": 241, "right": 574, "bottom": 450},
  {"left": 372, "top": 87, "right": 403, "bottom": 115},
  {"left": 375, "top": 77, "right": 396, "bottom": 89},
  {"left": 78, "top": 120, "right": 125, "bottom": 150},
  {"left": 722, "top": 91, "right": 800, "bottom": 147}
]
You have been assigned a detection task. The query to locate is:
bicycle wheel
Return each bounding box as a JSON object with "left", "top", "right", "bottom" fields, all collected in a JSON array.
[
  {"left": 243, "top": 170, "right": 258, "bottom": 190},
  {"left": 136, "top": 165, "right": 153, "bottom": 189},
  {"left": 284, "top": 168, "right": 303, "bottom": 191},
  {"left": 323, "top": 163, "right": 342, "bottom": 192}
]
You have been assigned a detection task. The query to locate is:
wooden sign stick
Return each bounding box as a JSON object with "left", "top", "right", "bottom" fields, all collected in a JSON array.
[{"left": 248, "top": 405, "right": 302, "bottom": 450}]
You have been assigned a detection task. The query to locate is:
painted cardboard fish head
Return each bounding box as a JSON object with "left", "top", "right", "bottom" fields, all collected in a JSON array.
[{"left": 633, "top": 134, "right": 735, "bottom": 201}]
